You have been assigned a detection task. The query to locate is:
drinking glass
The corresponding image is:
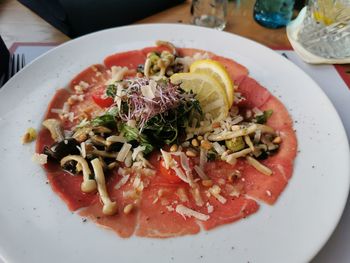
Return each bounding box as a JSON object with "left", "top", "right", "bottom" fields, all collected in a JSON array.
[
  {"left": 298, "top": 0, "right": 350, "bottom": 58},
  {"left": 253, "top": 0, "right": 295, "bottom": 28},
  {"left": 192, "top": 0, "right": 227, "bottom": 30}
]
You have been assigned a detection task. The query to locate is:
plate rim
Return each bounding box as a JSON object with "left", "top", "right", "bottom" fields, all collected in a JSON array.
[{"left": 0, "top": 23, "right": 349, "bottom": 263}]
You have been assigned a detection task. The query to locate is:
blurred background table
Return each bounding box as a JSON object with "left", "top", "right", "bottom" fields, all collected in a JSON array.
[{"left": 0, "top": 0, "right": 291, "bottom": 48}]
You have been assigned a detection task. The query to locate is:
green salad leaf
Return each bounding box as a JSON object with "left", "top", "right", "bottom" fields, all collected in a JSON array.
[
  {"left": 91, "top": 107, "right": 119, "bottom": 128},
  {"left": 120, "top": 124, "right": 154, "bottom": 154},
  {"left": 106, "top": 84, "right": 117, "bottom": 98}
]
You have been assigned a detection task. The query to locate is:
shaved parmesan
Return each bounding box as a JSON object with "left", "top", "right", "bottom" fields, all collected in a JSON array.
[
  {"left": 114, "top": 174, "right": 130, "bottom": 189},
  {"left": 199, "top": 148, "right": 208, "bottom": 169},
  {"left": 175, "top": 204, "right": 209, "bottom": 221},
  {"left": 212, "top": 142, "right": 225, "bottom": 155},
  {"left": 141, "top": 85, "right": 156, "bottom": 99},
  {"left": 32, "top": 153, "right": 48, "bottom": 165},
  {"left": 190, "top": 187, "right": 204, "bottom": 207},
  {"left": 194, "top": 165, "right": 208, "bottom": 180},
  {"left": 172, "top": 166, "right": 190, "bottom": 184},
  {"left": 209, "top": 185, "right": 227, "bottom": 204},
  {"left": 176, "top": 188, "right": 189, "bottom": 202},
  {"left": 117, "top": 143, "right": 132, "bottom": 162},
  {"left": 132, "top": 145, "right": 146, "bottom": 161},
  {"left": 166, "top": 205, "right": 175, "bottom": 212},
  {"left": 106, "top": 135, "right": 127, "bottom": 143},
  {"left": 206, "top": 202, "right": 214, "bottom": 213},
  {"left": 106, "top": 66, "right": 129, "bottom": 85},
  {"left": 124, "top": 151, "right": 133, "bottom": 167},
  {"left": 80, "top": 142, "right": 86, "bottom": 158},
  {"left": 160, "top": 149, "right": 174, "bottom": 169}
]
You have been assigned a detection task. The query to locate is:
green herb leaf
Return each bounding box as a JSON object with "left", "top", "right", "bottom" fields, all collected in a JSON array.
[
  {"left": 91, "top": 107, "right": 119, "bottom": 128},
  {"left": 255, "top": 110, "right": 273, "bottom": 124},
  {"left": 121, "top": 124, "right": 154, "bottom": 154},
  {"left": 106, "top": 84, "right": 116, "bottom": 98}
]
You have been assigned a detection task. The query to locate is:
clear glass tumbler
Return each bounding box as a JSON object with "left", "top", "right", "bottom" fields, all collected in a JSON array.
[
  {"left": 253, "top": 0, "right": 295, "bottom": 28},
  {"left": 192, "top": 0, "right": 228, "bottom": 30},
  {"left": 298, "top": 0, "right": 350, "bottom": 58}
]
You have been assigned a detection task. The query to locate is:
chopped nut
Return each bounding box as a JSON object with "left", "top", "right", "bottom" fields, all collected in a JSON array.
[
  {"left": 123, "top": 204, "right": 134, "bottom": 214},
  {"left": 186, "top": 149, "right": 197, "bottom": 157},
  {"left": 212, "top": 122, "right": 221, "bottom": 128},
  {"left": 273, "top": 136, "right": 282, "bottom": 144},
  {"left": 136, "top": 72, "right": 144, "bottom": 78},
  {"left": 202, "top": 179, "right": 213, "bottom": 187},
  {"left": 231, "top": 125, "right": 240, "bottom": 131},
  {"left": 201, "top": 140, "right": 212, "bottom": 150},
  {"left": 22, "top": 127, "right": 37, "bottom": 144},
  {"left": 191, "top": 139, "right": 199, "bottom": 147},
  {"left": 170, "top": 144, "right": 178, "bottom": 152},
  {"left": 67, "top": 97, "right": 75, "bottom": 105},
  {"left": 227, "top": 174, "right": 234, "bottom": 183}
]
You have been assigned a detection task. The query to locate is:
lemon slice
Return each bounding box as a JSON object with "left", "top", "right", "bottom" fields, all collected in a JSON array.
[
  {"left": 170, "top": 72, "right": 229, "bottom": 121},
  {"left": 190, "top": 59, "right": 234, "bottom": 107}
]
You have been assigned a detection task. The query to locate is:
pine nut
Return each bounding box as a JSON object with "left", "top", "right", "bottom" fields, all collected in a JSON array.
[
  {"left": 212, "top": 122, "right": 221, "bottom": 128},
  {"left": 227, "top": 174, "right": 234, "bottom": 183},
  {"left": 273, "top": 136, "right": 282, "bottom": 144},
  {"left": 123, "top": 204, "right": 134, "bottom": 214},
  {"left": 186, "top": 149, "right": 197, "bottom": 157},
  {"left": 170, "top": 144, "right": 178, "bottom": 152},
  {"left": 202, "top": 179, "right": 213, "bottom": 187},
  {"left": 201, "top": 140, "right": 212, "bottom": 150},
  {"left": 191, "top": 139, "right": 199, "bottom": 147},
  {"left": 197, "top": 135, "right": 203, "bottom": 141}
]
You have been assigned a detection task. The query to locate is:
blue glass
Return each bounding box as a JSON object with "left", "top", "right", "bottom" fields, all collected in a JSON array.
[{"left": 253, "top": 0, "right": 295, "bottom": 29}]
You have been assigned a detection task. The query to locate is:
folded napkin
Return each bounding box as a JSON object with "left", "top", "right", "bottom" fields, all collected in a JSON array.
[
  {"left": 0, "top": 36, "right": 9, "bottom": 86},
  {"left": 18, "top": 0, "right": 185, "bottom": 38}
]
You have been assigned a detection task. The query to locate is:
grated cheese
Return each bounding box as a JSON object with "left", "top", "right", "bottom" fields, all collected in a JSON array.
[
  {"left": 246, "top": 156, "right": 272, "bottom": 176},
  {"left": 166, "top": 205, "right": 175, "bottom": 212},
  {"left": 206, "top": 202, "right": 214, "bottom": 213},
  {"left": 190, "top": 187, "right": 204, "bottom": 207},
  {"left": 175, "top": 204, "right": 209, "bottom": 221},
  {"left": 209, "top": 185, "right": 227, "bottom": 204}
]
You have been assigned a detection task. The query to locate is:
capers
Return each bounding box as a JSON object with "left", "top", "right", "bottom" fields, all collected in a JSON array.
[{"left": 225, "top": 137, "right": 246, "bottom": 152}]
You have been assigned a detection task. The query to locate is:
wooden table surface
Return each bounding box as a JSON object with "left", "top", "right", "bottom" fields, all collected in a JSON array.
[{"left": 0, "top": 0, "right": 291, "bottom": 48}]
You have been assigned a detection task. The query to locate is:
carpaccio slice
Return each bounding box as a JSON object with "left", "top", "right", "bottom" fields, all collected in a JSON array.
[{"left": 36, "top": 46, "right": 297, "bottom": 238}]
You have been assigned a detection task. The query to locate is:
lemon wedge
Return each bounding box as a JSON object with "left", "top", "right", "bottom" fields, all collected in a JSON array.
[
  {"left": 190, "top": 59, "right": 234, "bottom": 107},
  {"left": 170, "top": 72, "right": 229, "bottom": 121}
]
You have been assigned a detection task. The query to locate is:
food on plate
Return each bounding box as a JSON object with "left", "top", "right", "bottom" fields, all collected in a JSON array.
[{"left": 35, "top": 41, "right": 297, "bottom": 238}]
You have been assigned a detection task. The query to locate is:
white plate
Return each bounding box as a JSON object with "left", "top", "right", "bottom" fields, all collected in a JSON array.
[{"left": 0, "top": 24, "right": 349, "bottom": 263}]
